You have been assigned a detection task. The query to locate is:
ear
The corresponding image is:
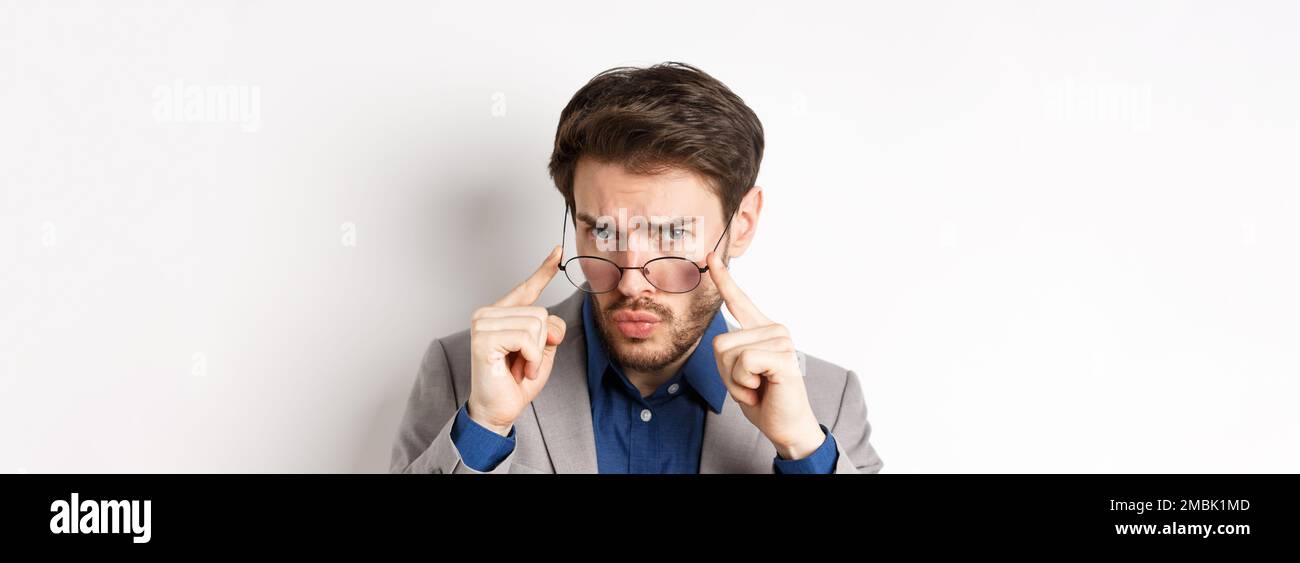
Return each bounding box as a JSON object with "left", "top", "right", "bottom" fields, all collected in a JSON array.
[{"left": 724, "top": 186, "right": 763, "bottom": 259}]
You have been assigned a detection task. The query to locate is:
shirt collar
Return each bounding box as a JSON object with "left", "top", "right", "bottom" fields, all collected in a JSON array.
[{"left": 582, "top": 293, "right": 730, "bottom": 414}]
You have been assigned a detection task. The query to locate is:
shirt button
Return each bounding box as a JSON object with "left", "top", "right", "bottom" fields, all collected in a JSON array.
[
  {"left": 667, "top": 383, "right": 680, "bottom": 395},
  {"left": 640, "top": 409, "right": 653, "bottom": 422}
]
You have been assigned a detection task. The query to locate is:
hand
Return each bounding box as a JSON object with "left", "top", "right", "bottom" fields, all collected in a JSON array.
[
  {"left": 707, "top": 251, "right": 827, "bottom": 460},
  {"left": 465, "top": 246, "right": 567, "bottom": 437}
]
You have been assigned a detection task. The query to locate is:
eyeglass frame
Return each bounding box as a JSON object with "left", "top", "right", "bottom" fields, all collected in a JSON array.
[{"left": 558, "top": 205, "right": 734, "bottom": 294}]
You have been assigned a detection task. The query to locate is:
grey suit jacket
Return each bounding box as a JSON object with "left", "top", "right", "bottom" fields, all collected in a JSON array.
[{"left": 389, "top": 289, "right": 884, "bottom": 474}]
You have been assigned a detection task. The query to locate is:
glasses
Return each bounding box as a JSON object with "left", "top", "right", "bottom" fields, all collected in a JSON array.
[{"left": 558, "top": 206, "right": 732, "bottom": 294}]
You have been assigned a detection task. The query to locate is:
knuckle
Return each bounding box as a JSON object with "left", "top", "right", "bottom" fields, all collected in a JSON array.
[
  {"left": 715, "top": 347, "right": 732, "bottom": 362},
  {"left": 470, "top": 332, "right": 492, "bottom": 354},
  {"left": 738, "top": 349, "right": 754, "bottom": 365},
  {"left": 506, "top": 329, "right": 527, "bottom": 341}
]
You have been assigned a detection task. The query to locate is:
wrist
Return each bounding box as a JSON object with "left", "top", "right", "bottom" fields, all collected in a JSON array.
[
  {"left": 774, "top": 420, "right": 826, "bottom": 461},
  {"left": 465, "top": 402, "right": 514, "bottom": 437}
]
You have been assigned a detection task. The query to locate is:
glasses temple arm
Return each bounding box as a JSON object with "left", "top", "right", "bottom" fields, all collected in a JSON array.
[
  {"left": 559, "top": 205, "right": 569, "bottom": 268},
  {"left": 700, "top": 214, "right": 735, "bottom": 272}
]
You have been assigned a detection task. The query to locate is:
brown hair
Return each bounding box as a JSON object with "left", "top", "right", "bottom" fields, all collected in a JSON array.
[{"left": 548, "top": 62, "right": 765, "bottom": 222}]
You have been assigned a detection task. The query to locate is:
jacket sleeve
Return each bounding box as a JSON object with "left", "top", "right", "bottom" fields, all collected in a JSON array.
[
  {"left": 772, "top": 423, "right": 839, "bottom": 474},
  {"left": 449, "top": 402, "right": 517, "bottom": 471},
  {"left": 827, "top": 369, "right": 885, "bottom": 474},
  {"left": 388, "top": 337, "right": 521, "bottom": 474}
]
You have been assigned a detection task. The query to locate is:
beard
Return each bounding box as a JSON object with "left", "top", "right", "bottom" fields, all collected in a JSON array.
[{"left": 592, "top": 286, "right": 722, "bottom": 373}]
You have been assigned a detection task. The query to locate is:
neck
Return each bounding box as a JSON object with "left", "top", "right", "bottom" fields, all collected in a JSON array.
[{"left": 622, "top": 338, "right": 702, "bottom": 398}]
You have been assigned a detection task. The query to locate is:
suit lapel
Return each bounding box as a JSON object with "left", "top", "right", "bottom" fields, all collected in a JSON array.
[
  {"left": 699, "top": 392, "right": 769, "bottom": 473},
  {"left": 699, "top": 349, "right": 808, "bottom": 473},
  {"left": 531, "top": 290, "right": 599, "bottom": 473}
]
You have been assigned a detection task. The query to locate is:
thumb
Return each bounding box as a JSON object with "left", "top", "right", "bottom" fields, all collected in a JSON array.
[
  {"left": 544, "top": 315, "right": 567, "bottom": 349},
  {"left": 524, "top": 316, "right": 566, "bottom": 385}
]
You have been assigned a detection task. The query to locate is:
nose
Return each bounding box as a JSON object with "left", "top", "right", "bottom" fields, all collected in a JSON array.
[{"left": 615, "top": 238, "right": 656, "bottom": 299}]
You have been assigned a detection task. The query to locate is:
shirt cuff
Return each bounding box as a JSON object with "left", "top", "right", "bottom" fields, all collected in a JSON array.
[
  {"left": 450, "top": 402, "right": 517, "bottom": 472},
  {"left": 772, "top": 423, "right": 838, "bottom": 474}
]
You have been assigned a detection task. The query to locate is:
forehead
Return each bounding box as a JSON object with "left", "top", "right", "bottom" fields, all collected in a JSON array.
[{"left": 572, "top": 157, "right": 720, "bottom": 217}]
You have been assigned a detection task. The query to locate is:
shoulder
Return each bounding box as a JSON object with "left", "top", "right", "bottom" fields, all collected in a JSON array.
[
  {"left": 432, "top": 327, "right": 471, "bottom": 365},
  {"left": 798, "top": 349, "right": 853, "bottom": 385},
  {"left": 796, "top": 349, "right": 859, "bottom": 419},
  {"left": 414, "top": 328, "right": 472, "bottom": 402}
]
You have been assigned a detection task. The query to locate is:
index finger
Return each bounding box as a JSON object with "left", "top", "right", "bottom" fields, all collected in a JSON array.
[
  {"left": 706, "top": 251, "right": 771, "bottom": 328},
  {"left": 495, "top": 245, "right": 561, "bottom": 307}
]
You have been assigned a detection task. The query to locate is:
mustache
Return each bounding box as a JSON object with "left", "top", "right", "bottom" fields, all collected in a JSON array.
[{"left": 602, "top": 296, "right": 674, "bottom": 321}]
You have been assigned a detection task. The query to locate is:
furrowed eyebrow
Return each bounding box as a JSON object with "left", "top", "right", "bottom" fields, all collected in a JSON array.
[
  {"left": 648, "top": 217, "right": 697, "bottom": 229},
  {"left": 573, "top": 212, "right": 698, "bottom": 229}
]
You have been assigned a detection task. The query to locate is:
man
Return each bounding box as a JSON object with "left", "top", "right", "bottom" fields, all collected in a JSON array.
[{"left": 390, "top": 62, "right": 883, "bottom": 474}]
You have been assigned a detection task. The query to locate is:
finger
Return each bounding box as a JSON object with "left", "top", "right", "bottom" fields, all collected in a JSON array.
[
  {"left": 716, "top": 337, "right": 795, "bottom": 381},
  {"left": 712, "top": 325, "right": 790, "bottom": 355},
  {"left": 522, "top": 316, "right": 566, "bottom": 388},
  {"left": 473, "top": 306, "right": 548, "bottom": 322},
  {"left": 706, "top": 251, "right": 770, "bottom": 328},
  {"left": 482, "top": 330, "right": 542, "bottom": 378},
  {"left": 543, "top": 315, "right": 567, "bottom": 349},
  {"left": 524, "top": 316, "right": 567, "bottom": 382},
  {"left": 725, "top": 368, "right": 760, "bottom": 407},
  {"left": 473, "top": 306, "right": 548, "bottom": 349},
  {"left": 473, "top": 316, "right": 546, "bottom": 336},
  {"left": 713, "top": 326, "right": 790, "bottom": 378},
  {"left": 509, "top": 354, "right": 532, "bottom": 383},
  {"left": 474, "top": 316, "right": 548, "bottom": 352},
  {"left": 495, "top": 245, "right": 562, "bottom": 308},
  {"left": 731, "top": 388, "right": 759, "bottom": 407},
  {"left": 732, "top": 349, "right": 788, "bottom": 389},
  {"left": 714, "top": 352, "right": 759, "bottom": 407}
]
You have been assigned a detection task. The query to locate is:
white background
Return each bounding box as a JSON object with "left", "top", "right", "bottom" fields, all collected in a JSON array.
[{"left": 2, "top": 1, "right": 1297, "bottom": 473}]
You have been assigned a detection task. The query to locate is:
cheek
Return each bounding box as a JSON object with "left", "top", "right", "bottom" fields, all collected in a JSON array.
[
  {"left": 688, "top": 284, "right": 723, "bottom": 320},
  {"left": 657, "top": 294, "right": 696, "bottom": 322}
]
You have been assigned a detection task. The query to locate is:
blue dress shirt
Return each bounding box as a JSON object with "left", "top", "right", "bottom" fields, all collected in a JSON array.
[{"left": 449, "top": 293, "right": 838, "bottom": 473}]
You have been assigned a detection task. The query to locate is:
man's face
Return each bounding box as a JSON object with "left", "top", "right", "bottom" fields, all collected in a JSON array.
[{"left": 571, "top": 157, "right": 729, "bottom": 373}]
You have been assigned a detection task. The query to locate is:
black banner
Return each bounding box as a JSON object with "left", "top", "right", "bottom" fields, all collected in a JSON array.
[{"left": 0, "top": 474, "right": 1291, "bottom": 552}]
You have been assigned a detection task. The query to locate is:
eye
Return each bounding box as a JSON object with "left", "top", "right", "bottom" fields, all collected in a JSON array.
[
  {"left": 591, "top": 225, "right": 614, "bottom": 241},
  {"left": 667, "top": 226, "right": 687, "bottom": 240}
]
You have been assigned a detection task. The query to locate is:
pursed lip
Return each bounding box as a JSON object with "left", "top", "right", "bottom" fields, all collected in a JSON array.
[{"left": 611, "top": 310, "right": 662, "bottom": 323}]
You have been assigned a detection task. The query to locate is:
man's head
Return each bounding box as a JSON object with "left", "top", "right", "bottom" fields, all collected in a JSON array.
[{"left": 548, "top": 62, "right": 766, "bottom": 373}]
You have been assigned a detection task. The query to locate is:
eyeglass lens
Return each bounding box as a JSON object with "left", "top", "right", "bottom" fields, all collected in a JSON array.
[{"left": 563, "top": 256, "right": 702, "bottom": 294}]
